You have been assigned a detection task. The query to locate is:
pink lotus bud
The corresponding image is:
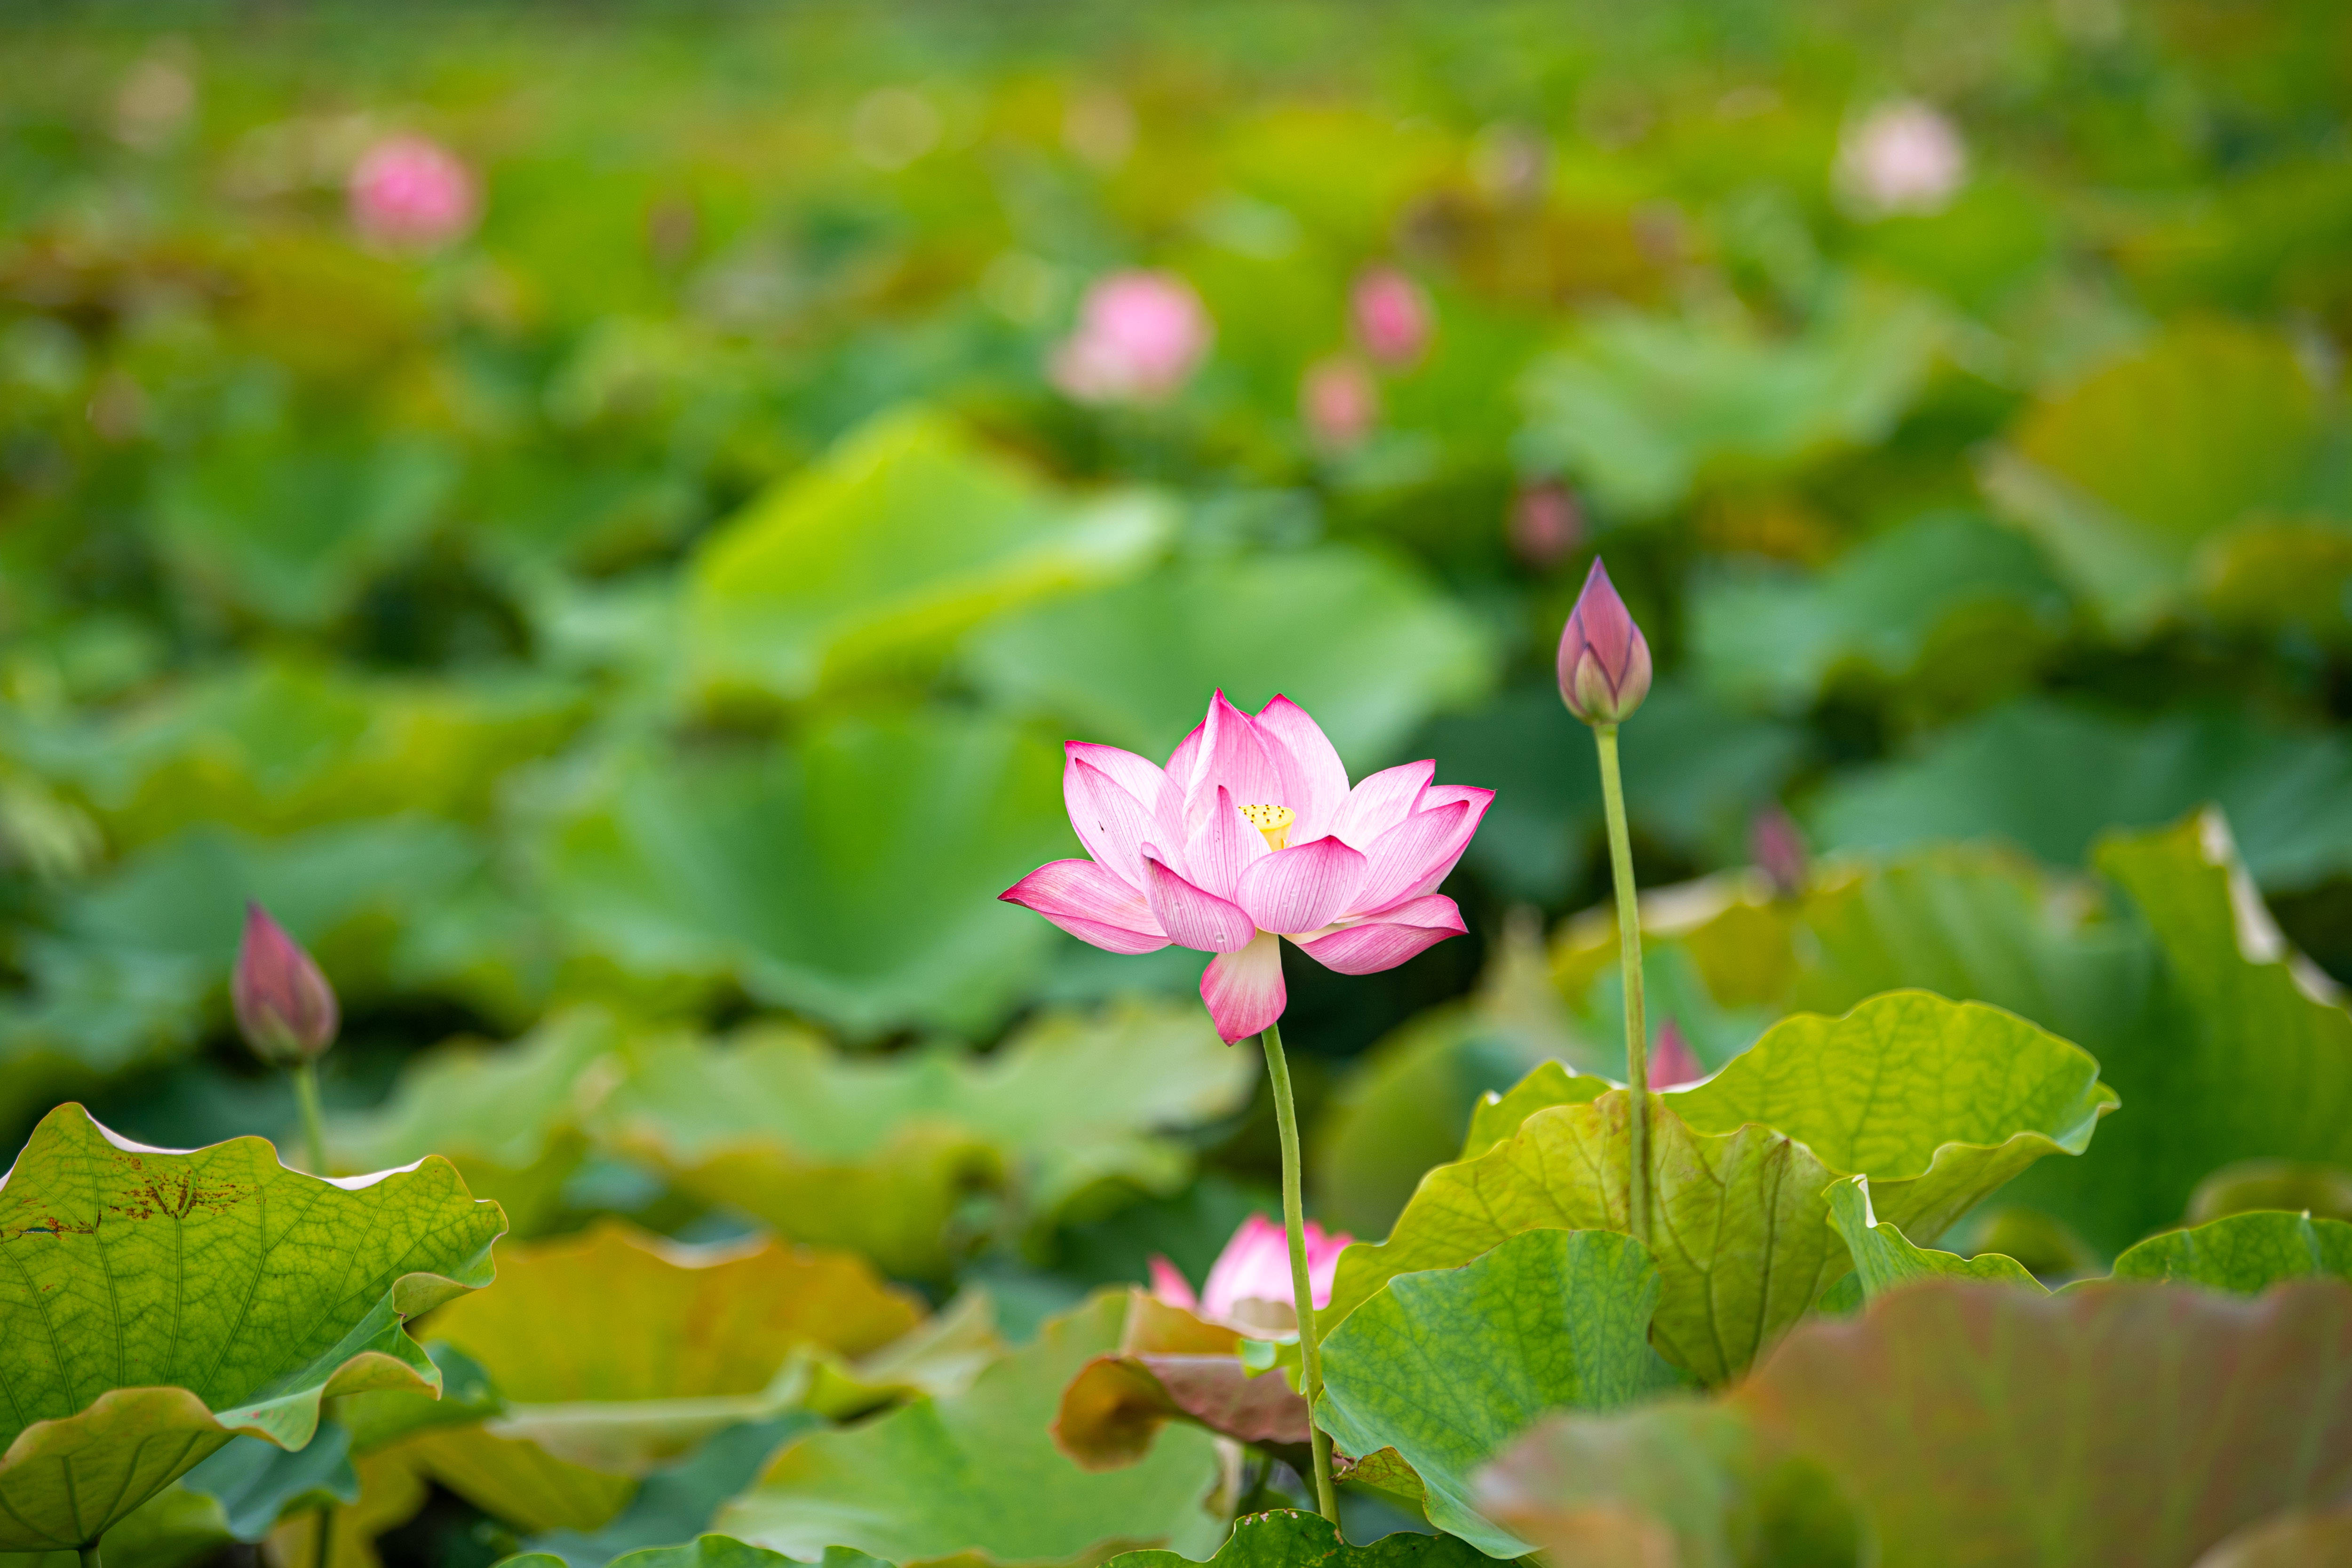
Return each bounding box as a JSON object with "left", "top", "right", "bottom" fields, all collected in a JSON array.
[
  {"left": 1301, "top": 356, "right": 1378, "bottom": 448},
  {"left": 1836, "top": 101, "right": 1966, "bottom": 216},
  {"left": 1048, "top": 269, "right": 1212, "bottom": 405},
  {"left": 1751, "top": 804, "right": 1809, "bottom": 898},
  {"left": 1557, "top": 557, "right": 1652, "bottom": 725},
  {"left": 1652, "top": 1018, "right": 1706, "bottom": 1090},
  {"left": 1510, "top": 480, "right": 1582, "bottom": 569},
  {"left": 232, "top": 902, "right": 338, "bottom": 1065},
  {"left": 349, "top": 134, "right": 479, "bottom": 250},
  {"left": 1350, "top": 266, "right": 1431, "bottom": 366}
]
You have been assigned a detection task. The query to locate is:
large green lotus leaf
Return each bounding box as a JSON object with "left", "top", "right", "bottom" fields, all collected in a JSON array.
[
  {"left": 503, "top": 1537, "right": 891, "bottom": 1568},
  {"left": 1516, "top": 280, "right": 1946, "bottom": 517},
  {"left": 506, "top": 1414, "right": 815, "bottom": 1568},
  {"left": 0, "top": 1105, "right": 503, "bottom": 1551},
  {"left": 683, "top": 406, "right": 1169, "bottom": 707},
  {"left": 2199, "top": 516, "right": 2352, "bottom": 644},
  {"left": 1823, "top": 1177, "right": 2044, "bottom": 1304},
  {"left": 1457, "top": 1061, "right": 1614, "bottom": 1164},
  {"left": 1316, "top": 1229, "right": 1673, "bottom": 1557},
  {"left": 1689, "top": 510, "right": 2069, "bottom": 712},
  {"left": 1472, "top": 1400, "right": 1862, "bottom": 1568},
  {"left": 179, "top": 1426, "right": 358, "bottom": 1541},
  {"left": 531, "top": 708, "right": 1072, "bottom": 1035},
  {"left": 1732, "top": 1279, "right": 2352, "bottom": 1567},
  {"left": 595, "top": 1002, "right": 1252, "bottom": 1280},
  {"left": 410, "top": 1221, "right": 924, "bottom": 1502},
  {"left": 1982, "top": 321, "right": 2331, "bottom": 635},
  {"left": 1812, "top": 700, "right": 2352, "bottom": 891},
  {"left": 0, "top": 1481, "right": 240, "bottom": 1568},
  {"left": 1104, "top": 1508, "right": 1494, "bottom": 1567},
  {"left": 961, "top": 544, "right": 1494, "bottom": 764},
  {"left": 2107, "top": 1211, "right": 2352, "bottom": 1293},
  {"left": 1327, "top": 993, "right": 2111, "bottom": 1382},
  {"left": 713, "top": 1292, "right": 1224, "bottom": 1566},
  {"left": 327, "top": 1010, "right": 624, "bottom": 1237}
]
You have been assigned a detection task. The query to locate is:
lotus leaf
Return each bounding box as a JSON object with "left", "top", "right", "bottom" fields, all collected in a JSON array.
[
  {"left": 1052, "top": 1291, "right": 1306, "bottom": 1472},
  {"left": 1327, "top": 992, "right": 2112, "bottom": 1381},
  {"left": 2107, "top": 1211, "right": 2352, "bottom": 1293},
  {"left": 1823, "top": 1177, "right": 2043, "bottom": 1303},
  {"left": 1316, "top": 1229, "right": 1674, "bottom": 1557},
  {"left": 714, "top": 1292, "right": 1224, "bottom": 1566},
  {"left": 0, "top": 1105, "right": 503, "bottom": 1551},
  {"left": 1104, "top": 1509, "right": 1495, "bottom": 1566}
]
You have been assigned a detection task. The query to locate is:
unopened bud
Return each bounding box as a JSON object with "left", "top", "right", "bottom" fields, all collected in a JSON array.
[
  {"left": 232, "top": 902, "right": 338, "bottom": 1065},
  {"left": 1651, "top": 1017, "right": 1706, "bottom": 1090},
  {"left": 1557, "top": 557, "right": 1652, "bottom": 725},
  {"left": 1751, "top": 804, "right": 1809, "bottom": 899}
]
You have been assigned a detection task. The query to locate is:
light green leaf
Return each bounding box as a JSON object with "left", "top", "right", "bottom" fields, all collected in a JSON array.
[
  {"left": 0, "top": 1105, "right": 504, "bottom": 1551},
  {"left": 1105, "top": 1508, "right": 1495, "bottom": 1566},
  {"left": 179, "top": 1428, "right": 359, "bottom": 1542},
  {"left": 714, "top": 1292, "right": 1224, "bottom": 1566},
  {"left": 963, "top": 543, "right": 1494, "bottom": 765},
  {"left": 2107, "top": 1212, "right": 2352, "bottom": 1294},
  {"left": 1457, "top": 1061, "right": 1613, "bottom": 1164},
  {"left": 0, "top": 1481, "right": 239, "bottom": 1568},
  {"left": 1317, "top": 1229, "right": 1673, "bottom": 1557},
  {"left": 501, "top": 1536, "right": 890, "bottom": 1568},
  {"left": 534, "top": 708, "right": 1074, "bottom": 1035},
  {"left": 596, "top": 1003, "right": 1253, "bottom": 1280},
  {"left": 1823, "top": 1177, "right": 2044, "bottom": 1303},
  {"left": 684, "top": 406, "right": 1170, "bottom": 707},
  {"left": 1328, "top": 992, "right": 2111, "bottom": 1382},
  {"left": 1733, "top": 1279, "right": 2352, "bottom": 1567}
]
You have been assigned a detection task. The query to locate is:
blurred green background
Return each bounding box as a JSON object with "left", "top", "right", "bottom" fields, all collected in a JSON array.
[{"left": 6, "top": 0, "right": 2352, "bottom": 1376}]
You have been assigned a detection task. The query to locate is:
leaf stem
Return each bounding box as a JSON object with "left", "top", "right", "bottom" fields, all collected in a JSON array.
[
  {"left": 1595, "top": 723, "right": 1649, "bottom": 1244},
  {"left": 289, "top": 1060, "right": 328, "bottom": 1177},
  {"left": 312, "top": 1504, "right": 333, "bottom": 1568},
  {"left": 79, "top": 1544, "right": 100, "bottom": 1568},
  {"left": 1259, "top": 1020, "right": 1338, "bottom": 1524}
]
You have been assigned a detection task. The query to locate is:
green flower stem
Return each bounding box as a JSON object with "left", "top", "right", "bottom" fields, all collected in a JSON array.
[
  {"left": 79, "top": 1544, "right": 100, "bottom": 1568},
  {"left": 312, "top": 1504, "right": 333, "bottom": 1568},
  {"left": 289, "top": 1060, "right": 328, "bottom": 1177},
  {"left": 1594, "top": 723, "right": 1649, "bottom": 1245},
  {"left": 1259, "top": 1020, "right": 1339, "bottom": 1524}
]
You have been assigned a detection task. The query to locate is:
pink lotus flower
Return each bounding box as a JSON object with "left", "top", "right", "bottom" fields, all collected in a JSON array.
[
  {"left": 349, "top": 133, "right": 479, "bottom": 249},
  {"left": 1049, "top": 269, "right": 1212, "bottom": 404},
  {"left": 1836, "top": 101, "right": 1966, "bottom": 216},
  {"left": 1651, "top": 1017, "right": 1707, "bottom": 1090},
  {"left": 1001, "top": 692, "right": 1492, "bottom": 1043},
  {"left": 1557, "top": 557, "right": 1652, "bottom": 726},
  {"left": 1149, "top": 1214, "right": 1353, "bottom": 1331},
  {"left": 1351, "top": 266, "right": 1432, "bottom": 366},
  {"left": 1301, "top": 355, "right": 1378, "bottom": 448},
  {"left": 1510, "top": 480, "right": 1582, "bottom": 570},
  {"left": 233, "top": 901, "right": 339, "bottom": 1066}
]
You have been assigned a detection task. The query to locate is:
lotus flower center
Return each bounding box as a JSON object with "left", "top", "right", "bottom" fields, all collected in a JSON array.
[{"left": 1239, "top": 803, "right": 1295, "bottom": 851}]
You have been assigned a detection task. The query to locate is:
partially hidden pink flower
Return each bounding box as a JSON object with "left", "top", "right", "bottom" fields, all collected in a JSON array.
[
  {"left": 349, "top": 133, "right": 479, "bottom": 249},
  {"left": 1750, "top": 804, "right": 1809, "bottom": 898},
  {"left": 1351, "top": 266, "right": 1432, "bottom": 366},
  {"left": 1836, "top": 101, "right": 1966, "bottom": 216},
  {"left": 1049, "top": 269, "right": 1211, "bottom": 404},
  {"left": 1301, "top": 356, "right": 1378, "bottom": 448},
  {"left": 233, "top": 901, "right": 339, "bottom": 1066},
  {"left": 1651, "top": 1017, "right": 1707, "bottom": 1090},
  {"left": 1001, "top": 691, "right": 1492, "bottom": 1043},
  {"left": 1557, "top": 557, "right": 1652, "bottom": 726},
  {"left": 1510, "top": 479, "right": 1582, "bottom": 570},
  {"left": 1150, "top": 1213, "right": 1353, "bottom": 1331}
]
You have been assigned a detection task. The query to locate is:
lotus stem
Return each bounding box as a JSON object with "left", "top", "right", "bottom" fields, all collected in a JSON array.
[
  {"left": 312, "top": 1504, "right": 333, "bottom": 1568},
  {"left": 1259, "top": 1021, "right": 1339, "bottom": 1524},
  {"left": 79, "top": 1544, "right": 100, "bottom": 1568},
  {"left": 1594, "top": 723, "right": 1650, "bottom": 1245},
  {"left": 290, "top": 1060, "right": 328, "bottom": 1177}
]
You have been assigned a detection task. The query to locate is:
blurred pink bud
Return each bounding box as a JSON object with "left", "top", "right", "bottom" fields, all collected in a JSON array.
[
  {"left": 1149, "top": 1214, "right": 1353, "bottom": 1328},
  {"left": 349, "top": 134, "right": 479, "bottom": 249},
  {"left": 1557, "top": 557, "right": 1652, "bottom": 725},
  {"left": 1837, "top": 101, "right": 1966, "bottom": 216},
  {"left": 233, "top": 902, "right": 338, "bottom": 1065},
  {"left": 1751, "top": 804, "right": 1809, "bottom": 898},
  {"left": 1301, "top": 356, "right": 1378, "bottom": 448},
  {"left": 1049, "top": 269, "right": 1211, "bottom": 404},
  {"left": 1351, "top": 266, "right": 1432, "bottom": 366},
  {"left": 1651, "top": 1018, "right": 1706, "bottom": 1090},
  {"left": 1510, "top": 480, "right": 1583, "bottom": 569}
]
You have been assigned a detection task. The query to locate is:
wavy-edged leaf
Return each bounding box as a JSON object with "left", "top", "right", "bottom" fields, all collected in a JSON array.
[
  {"left": 1823, "top": 1176, "right": 2043, "bottom": 1304},
  {"left": 1316, "top": 1229, "right": 1673, "bottom": 1557},
  {"left": 1456, "top": 1060, "right": 1613, "bottom": 1163},
  {"left": 1733, "top": 1279, "right": 2352, "bottom": 1568},
  {"left": 0, "top": 1105, "right": 503, "bottom": 1551},
  {"left": 685, "top": 406, "right": 1170, "bottom": 708},
  {"left": 1052, "top": 1291, "right": 1306, "bottom": 1472},
  {"left": 502, "top": 1536, "right": 890, "bottom": 1568},
  {"left": 1327, "top": 992, "right": 2111, "bottom": 1382},
  {"left": 2108, "top": 1211, "right": 2352, "bottom": 1293},
  {"left": 1104, "top": 1508, "right": 1494, "bottom": 1566},
  {"left": 516, "top": 1415, "right": 820, "bottom": 1568},
  {"left": 179, "top": 1428, "right": 358, "bottom": 1541},
  {"left": 714, "top": 1292, "right": 1224, "bottom": 1566}
]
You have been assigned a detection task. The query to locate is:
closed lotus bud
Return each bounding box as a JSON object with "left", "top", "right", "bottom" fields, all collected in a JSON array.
[
  {"left": 1652, "top": 1017, "right": 1706, "bottom": 1090},
  {"left": 1557, "top": 557, "right": 1652, "bottom": 725},
  {"left": 233, "top": 902, "right": 339, "bottom": 1065},
  {"left": 1751, "top": 804, "right": 1809, "bottom": 899}
]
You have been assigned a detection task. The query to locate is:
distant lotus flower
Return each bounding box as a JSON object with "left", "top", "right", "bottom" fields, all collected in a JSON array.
[
  {"left": 1651, "top": 1018, "right": 1707, "bottom": 1090},
  {"left": 1751, "top": 804, "right": 1809, "bottom": 898},
  {"left": 1557, "top": 558, "right": 1652, "bottom": 726},
  {"left": 233, "top": 902, "right": 338, "bottom": 1065},
  {"left": 1510, "top": 480, "right": 1583, "bottom": 570},
  {"left": 1002, "top": 692, "right": 1492, "bottom": 1042},
  {"left": 1837, "top": 101, "right": 1966, "bottom": 216},
  {"left": 1351, "top": 266, "right": 1432, "bottom": 366},
  {"left": 349, "top": 133, "right": 479, "bottom": 249},
  {"left": 1150, "top": 1213, "right": 1353, "bottom": 1329},
  {"left": 1048, "top": 269, "right": 1211, "bottom": 404},
  {"left": 1301, "top": 356, "right": 1378, "bottom": 448}
]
